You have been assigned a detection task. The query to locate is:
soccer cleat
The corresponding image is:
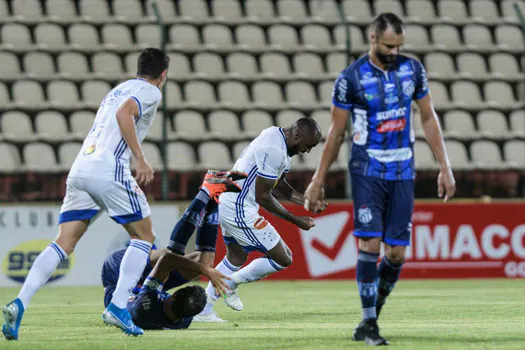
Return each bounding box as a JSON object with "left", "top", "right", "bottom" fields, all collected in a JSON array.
[
  {"left": 2, "top": 298, "right": 24, "bottom": 341},
  {"left": 352, "top": 319, "right": 366, "bottom": 341},
  {"left": 223, "top": 290, "right": 243, "bottom": 311},
  {"left": 201, "top": 170, "right": 246, "bottom": 203},
  {"left": 192, "top": 311, "right": 228, "bottom": 323},
  {"left": 353, "top": 319, "right": 388, "bottom": 346},
  {"left": 102, "top": 302, "right": 144, "bottom": 336}
]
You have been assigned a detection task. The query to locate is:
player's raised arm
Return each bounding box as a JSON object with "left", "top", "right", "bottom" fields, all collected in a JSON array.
[
  {"left": 273, "top": 176, "right": 328, "bottom": 213},
  {"left": 116, "top": 98, "right": 153, "bottom": 186},
  {"left": 415, "top": 66, "right": 456, "bottom": 202}
]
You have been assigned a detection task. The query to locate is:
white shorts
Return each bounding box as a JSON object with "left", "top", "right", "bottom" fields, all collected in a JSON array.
[
  {"left": 220, "top": 213, "right": 281, "bottom": 253},
  {"left": 59, "top": 176, "right": 151, "bottom": 225}
]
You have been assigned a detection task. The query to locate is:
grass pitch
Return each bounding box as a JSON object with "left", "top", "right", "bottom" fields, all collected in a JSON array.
[{"left": 0, "top": 279, "right": 524, "bottom": 349}]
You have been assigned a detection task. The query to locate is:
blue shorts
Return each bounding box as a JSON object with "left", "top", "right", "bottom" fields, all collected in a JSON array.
[{"left": 351, "top": 173, "right": 414, "bottom": 246}]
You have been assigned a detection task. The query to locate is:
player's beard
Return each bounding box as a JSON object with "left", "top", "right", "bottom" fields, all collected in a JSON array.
[
  {"left": 376, "top": 50, "right": 397, "bottom": 66},
  {"left": 288, "top": 144, "right": 300, "bottom": 156}
]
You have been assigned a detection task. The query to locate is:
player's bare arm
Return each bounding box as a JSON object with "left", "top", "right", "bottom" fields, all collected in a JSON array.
[
  {"left": 255, "top": 176, "right": 315, "bottom": 230},
  {"left": 116, "top": 98, "right": 153, "bottom": 186},
  {"left": 416, "top": 94, "right": 456, "bottom": 202},
  {"left": 305, "top": 105, "right": 349, "bottom": 211},
  {"left": 272, "top": 176, "right": 305, "bottom": 205}
]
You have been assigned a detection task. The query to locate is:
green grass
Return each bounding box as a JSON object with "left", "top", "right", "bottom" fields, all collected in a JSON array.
[{"left": 1, "top": 280, "right": 524, "bottom": 349}]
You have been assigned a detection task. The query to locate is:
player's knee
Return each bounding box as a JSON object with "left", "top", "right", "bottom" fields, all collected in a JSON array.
[
  {"left": 274, "top": 251, "right": 293, "bottom": 268},
  {"left": 385, "top": 247, "right": 406, "bottom": 264},
  {"left": 135, "top": 230, "right": 155, "bottom": 243},
  {"left": 358, "top": 237, "right": 381, "bottom": 254}
]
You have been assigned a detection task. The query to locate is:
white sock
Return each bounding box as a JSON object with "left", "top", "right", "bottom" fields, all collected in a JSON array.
[
  {"left": 18, "top": 241, "right": 67, "bottom": 310},
  {"left": 229, "top": 258, "right": 286, "bottom": 290},
  {"left": 110, "top": 239, "right": 152, "bottom": 309},
  {"left": 202, "top": 256, "right": 241, "bottom": 315}
]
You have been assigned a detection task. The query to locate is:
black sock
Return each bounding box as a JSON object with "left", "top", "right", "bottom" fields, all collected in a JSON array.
[{"left": 196, "top": 200, "right": 218, "bottom": 252}]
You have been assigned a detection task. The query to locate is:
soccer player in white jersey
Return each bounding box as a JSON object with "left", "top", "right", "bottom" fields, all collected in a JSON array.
[
  {"left": 2, "top": 48, "right": 170, "bottom": 339},
  {"left": 195, "top": 118, "right": 325, "bottom": 322}
]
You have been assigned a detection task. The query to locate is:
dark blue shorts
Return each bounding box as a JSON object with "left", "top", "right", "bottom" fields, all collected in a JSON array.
[{"left": 351, "top": 173, "right": 414, "bottom": 246}]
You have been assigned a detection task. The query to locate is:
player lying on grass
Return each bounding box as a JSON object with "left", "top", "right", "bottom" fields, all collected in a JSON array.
[{"left": 101, "top": 170, "right": 247, "bottom": 330}]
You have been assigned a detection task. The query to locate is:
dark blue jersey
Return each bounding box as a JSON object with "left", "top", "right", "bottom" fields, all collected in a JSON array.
[
  {"left": 332, "top": 54, "right": 429, "bottom": 180},
  {"left": 128, "top": 290, "right": 193, "bottom": 330}
]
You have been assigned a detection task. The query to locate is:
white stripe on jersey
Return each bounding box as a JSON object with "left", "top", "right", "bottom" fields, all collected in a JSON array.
[
  {"left": 69, "top": 79, "right": 162, "bottom": 181},
  {"left": 219, "top": 126, "right": 291, "bottom": 220}
]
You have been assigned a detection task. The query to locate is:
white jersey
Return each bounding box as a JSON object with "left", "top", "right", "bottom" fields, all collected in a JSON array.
[
  {"left": 69, "top": 78, "right": 162, "bottom": 181},
  {"left": 220, "top": 126, "right": 291, "bottom": 220}
]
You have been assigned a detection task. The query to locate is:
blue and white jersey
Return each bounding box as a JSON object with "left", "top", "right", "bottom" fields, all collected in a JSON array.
[
  {"left": 332, "top": 54, "right": 429, "bottom": 180},
  {"left": 219, "top": 126, "right": 291, "bottom": 220},
  {"left": 69, "top": 78, "right": 162, "bottom": 181}
]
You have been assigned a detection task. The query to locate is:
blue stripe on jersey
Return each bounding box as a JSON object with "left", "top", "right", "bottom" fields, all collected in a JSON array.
[
  {"left": 131, "top": 96, "right": 142, "bottom": 117},
  {"left": 125, "top": 180, "right": 139, "bottom": 213},
  {"left": 278, "top": 128, "right": 286, "bottom": 144},
  {"left": 257, "top": 172, "right": 278, "bottom": 179},
  {"left": 236, "top": 165, "right": 257, "bottom": 218}
]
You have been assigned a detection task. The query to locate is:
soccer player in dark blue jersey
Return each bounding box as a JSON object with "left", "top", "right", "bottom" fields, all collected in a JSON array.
[
  {"left": 101, "top": 170, "right": 247, "bottom": 330},
  {"left": 304, "top": 13, "right": 456, "bottom": 346}
]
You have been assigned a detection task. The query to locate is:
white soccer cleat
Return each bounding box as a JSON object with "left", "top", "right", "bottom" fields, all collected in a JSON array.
[
  {"left": 223, "top": 290, "right": 243, "bottom": 311},
  {"left": 193, "top": 311, "right": 228, "bottom": 323}
]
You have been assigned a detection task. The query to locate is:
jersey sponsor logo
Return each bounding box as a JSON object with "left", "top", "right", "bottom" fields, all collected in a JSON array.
[
  {"left": 364, "top": 92, "right": 379, "bottom": 101},
  {"left": 84, "top": 145, "right": 96, "bottom": 155},
  {"left": 402, "top": 80, "right": 415, "bottom": 97},
  {"left": 335, "top": 77, "right": 348, "bottom": 102},
  {"left": 377, "top": 119, "right": 406, "bottom": 133},
  {"left": 384, "top": 92, "right": 399, "bottom": 104},
  {"left": 396, "top": 65, "right": 414, "bottom": 78},
  {"left": 262, "top": 152, "right": 269, "bottom": 171},
  {"left": 367, "top": 147, "right": 413, "bottom": 162},
  {"left": 254, "top": 217, "right": 269, "bottom": 230},
  {"left": 358, "top": 206, "right": 373, "bottom": 224},
  {"left": 359, "top": 72, "right": 378, "bottom": 85},
  {"left": 2, "top": 240, "right": 75, "bottom": 284},
  {"left": 384, "top": 83, "right": 396, "bottom": 92},
  {"left": 376, "top": 107, "right": 407, "bottom": 120},
  {"left": 352, "top": 108, "right": 368, "bottom": 146}
]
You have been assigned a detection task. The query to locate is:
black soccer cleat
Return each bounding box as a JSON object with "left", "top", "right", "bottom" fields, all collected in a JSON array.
[
  {"left": 352, "top": 319, "right": 389, "bottom": 346},
  {"left": 352, "top": 319, "right": 366, "bottom": 341}
]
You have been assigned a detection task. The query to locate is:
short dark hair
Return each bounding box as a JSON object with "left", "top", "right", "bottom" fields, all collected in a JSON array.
[
  {"left": 371, "top": 12, "right": 405, "bottom": 37},
  {"left": 296, "top": 117, "right": 322, "bottom": 137},
  {"left": 171, "top": 285, "right": 206, "bottom": 318},
  {"left": 137, "top": 48, "right": 170, "bottom": 79}
]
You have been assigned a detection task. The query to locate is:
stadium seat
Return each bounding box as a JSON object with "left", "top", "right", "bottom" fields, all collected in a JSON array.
[
  {"left": 0, "top": 52, "right": 21, "bottom": 79},
  {"left": 70, "top": 111, "right": 96, "bottom": 139},
  {"left": 227, "top": 52, "right": 258, "bottom": 77},
  {"left": 431, "top": 25, "right": 462, "bottom": 49},
  {"left": 79, "top": 0, "right": 111, "bottom": 20},
  {"left": 463, "top": 25, "right": 493, "bottom": 49},
  {"left": 34, "top": 24, "right": 67, "bottom": 50},
  {"left": 277, "top": 0, "right": 307, "bottom": 18},
  {"left": 470, "top": 0, "right": 499, "bottom": 20},
  {"left": 24, "top": 52, "right": 55, "bottom": 78},
  {"left": 318, "top": 81, "right": 334, "bottom": 103},
  {"left": 125, "top": 52, "right": 140, "bottom": 74},
  {"left": 427, "top": 81, "right": 450, "bottom": 108},
  {"left": 510, "top": 110, "right": 525, "bottom": 135},
  {"left": 242, "top": 110, "right": 274, "bottom": 136},
  {"left": 261, "top": 53, "right": 291, "bottom": 77},
  {"left": 164, "top": 81, "right": 183, "bottom": 109},
  {"left": 457, "top": 53, "right": 488, "bottom": 78},
  {"left": 101, "top": 24, "right": 134, "bottom": 49},
  {"left": 236, "top": 24, "right": 267, "bottom": 49},
  {"left": 484, "top": 81, "right": 517, "bottom": 107},
  {"left": 501, "top": 0, "right": 524, "bottom": 18},
  {"left": 326, "top": 52, "right": 349, "bottom": 74},
  {"left": 443, "top": 110, "right": 477, "bottom": 139},
  {"left": 208, "top": 110, "right": 243, "bottom": 140},
  {"left": 177, "top": 0, "right": 209, "bottom": 18},
  {"left": 58, "top": 52, "right": 90, "bottom": 78},
  {"left": 145, "top": 114, "right": 165, "bottom": 142},
  {"left": 23, "top": 142, "right": 59, "bottom": 172},
  {"left": 58, "top": 142, "right": 82, "bottom": 170},
  {"left": 414, "top": 140, "right": 437, "bottom": 170},
  {"left": 173, "top": 110, "right": 209, "bottom": 140},
  {"left": 213, "top": 0, "right": 243, "bottom": 19},
  {"left": 404, "top": 24, "right": 430, "bottom": 49},
  {"left": 141, "top": 143, "right": 163, "bottom": 171},
  {"left": 146, "top": 0, "right": 176, "bottom": 17},
  {"left": 293, "top": 53, "right": 324, "bottom": 77},
  {"left": 477, "top": 110, "right": 509, "bottom": 138},
  {"left": 197, "top": 141, "right": 232, "bottom": 170},
  {"left": 286, "top": 82, "right": 317, "bottom": 107},
  {"left": 374, "top": 0, "right": 404, "bottom": 16},
  {"left": 253, "top": 81, "right": 284, "bottom": 106},
  {"left": 170, "top": 24, "right": 201, "bottom": 49},
  {"left": 69, "top": 24, "right": 100, "bottom": 50},
  {"left": 495, "top": 25, "right": 524, "bottom": 50},
  {"left": 12, "top": 0, "right": 42, "bottom": 20},
  {"left": 12, "top": 80, "right": 46, "bottom": 108},
  {"left": 276, "top": 110, "right": 303, "bottom": 127},
  {"left": 203, "top": 24, "right": 233, "bottom": 49},
  {"left": 47, "top": 0, "right": 77, "bottom": 19},
  {"left": 35, "top": 111, "right": 70, "bottom": 141},
  {"left": 425, "top": 52, "right": 455, "bottom": 78},
  {"left": 333, "top": 25, "right": 368, "bottom": 51},
  {"left": 0, "top": 83, "right": 10, "bottom": 107},
  {"left": 81, "top": 80, "right": 111, "bottom": 107},
  {"left": 245, "top": 0, "right": 274, "bottom": 18},
  {"left": 308, "top": 0, "right": 339, "bottom": 21},
  {"left": 183, "top": 81, "right": 216, "bottom": 107},
  {"left": 232, "top": 141, "right": 251, "bottom": 159},
  {"left": 470, "top": 140, "right": 504, "bottom": 169},
  {"left": 113, "top": 0, "right": 143, "bottom": 20},
  {"left": 489, "top": 53, "right": 519, "bottom": 78},
  {"left": 301, "top": 24, "right": 333, "bottom": 50},
  {"left": 1, "top": 111, "right": 35, "bottom": 141},
  {"left": 268, "top": 24, "right": 300, "bottom": 49},
  {"left": 136, "top": 24, "right": 161, "bottom": 48},
  {"left": 0, "top": 0, "right": 9, "bottom": 20},
  {"left": 92, "top": 52, "right": 123, "bottom": 78},
  {"left": 438, "top": 0, "right": 468, "bottom": 20},
  {"left": 311, "top": 110, "right": 331, "bottom": 135},
  {"left": 48, "top": 80, "right": 81, "bottom": 109},
  {"left": 0, "top": 142, "right": 22, "bottom": 172},
  {"left": 451, "top": 81, "right": 483, "bottom": 107},
  {"left": 342, "top": 0, "right": 373, "bottom": 21},
  {"left": 218, "top": 81, "right": 250, "bottom": 107},
  {"left": 445, "top": 140, "right": 472, "bottom": 169},
  {"left": 167, "top": 53, "right": 191, "bottom": 77},
  {"left": 406, "top": 0, "right": 435, "bottom": 20},
  {"left": 504, "top": 140, "right": 525, "bottom": 167},
  {"left": 1, "top": 23, "right": 32, "bottom": 49},
  {"left": 167, "top": 142, "right": 196, "bottom": 171},
  {"left": 193, "top": 52, "right": 225, "bottom": 77}
]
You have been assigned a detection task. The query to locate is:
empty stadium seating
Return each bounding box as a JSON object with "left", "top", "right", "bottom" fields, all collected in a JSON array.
[{"left": 0, "top": 0, "right": 523, "bottom": 200}]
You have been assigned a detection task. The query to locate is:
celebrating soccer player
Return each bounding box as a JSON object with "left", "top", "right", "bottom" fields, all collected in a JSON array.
[{"left": 304, "top": 13, "right": 456, "bottom": 346}]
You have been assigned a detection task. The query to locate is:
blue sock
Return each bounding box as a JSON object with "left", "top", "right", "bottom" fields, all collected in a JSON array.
[
  {"left": 168, "top": 189, "right": 210, "bottom": 254},
  {"left": 377, "top": 257, "right": 403, "bottom": 303},
  {"left": 356, "top": 250, "right": 379, "bottom": 321},
  {"left": 196, "top": 200, "right": 219, "bottom": 252}
]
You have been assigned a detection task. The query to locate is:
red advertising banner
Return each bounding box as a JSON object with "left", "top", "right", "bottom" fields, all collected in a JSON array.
[{"left": 214, "top": 202, "right": 525, "bottom": 279}]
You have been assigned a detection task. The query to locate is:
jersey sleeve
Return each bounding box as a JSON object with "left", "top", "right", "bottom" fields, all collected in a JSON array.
[
  {"left": 255, "top": 146, "right": 285, "bottom": 180},
  {"left": 413, "top": 60, "right": 429, "bottom": 101},
  {"left": 331, "top": 73, "right": 355, "bottom": 110},
  {"left": 131, "top": 86, "right": 162, "bottom": 118},
  {"left": 129, "top": 291, "right": 164, "bottom": 330}
]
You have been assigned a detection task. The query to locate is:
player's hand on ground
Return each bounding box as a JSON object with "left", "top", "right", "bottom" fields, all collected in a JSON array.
[
  {"left": 438, "top": 167, "right": 456, "bottom": 203},
  {"left": 294, "top": 216, "right": 316, "bottom": 230},
  {"left": 205, "top": 267, "right": 231, "bottom": 297},
  {"left": 304, "top": 181, "right": 325, "bottom": 213},
  {"left": 135, "top": 157, "right": 154, "bottom": 186}
]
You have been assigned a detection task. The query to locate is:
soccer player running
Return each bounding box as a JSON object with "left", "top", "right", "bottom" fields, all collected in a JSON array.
[
  {"left": 304, "top": 13, "right": 456, "bottom": 346},
  {"left": 195, "top": 118, "right": 325, "bottom": 322},
  {"left": 102, "top": 170, "right": 246, "bottom": 330},
  {"left": 2, "top": 48, "right": 170, "bottom": 339}
]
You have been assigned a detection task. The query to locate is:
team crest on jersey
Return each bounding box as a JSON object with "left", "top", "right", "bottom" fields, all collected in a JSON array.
[
  {"left": 358, "top": 206, "right": 373, "bottom": 224},
  {"left": 83, "top": 145, "right": 95, "bottom": 155},
  {"left": 397, "top": 65, "right": 414, "bottom": 78},
  {"left": 402, "top": 80, "right": 415, "bottom": 97},
  {"left": 360, "top": 72, "right": 378, "bottom": 85}
]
